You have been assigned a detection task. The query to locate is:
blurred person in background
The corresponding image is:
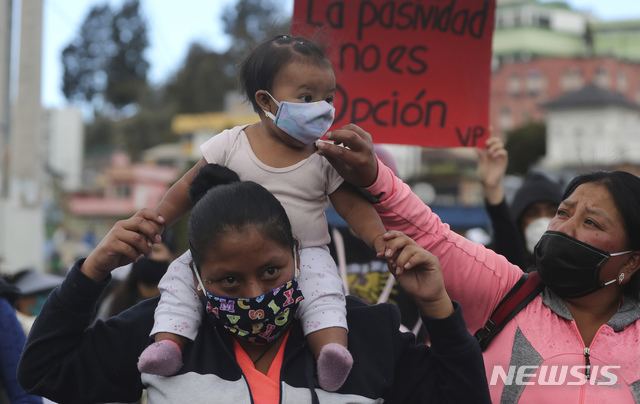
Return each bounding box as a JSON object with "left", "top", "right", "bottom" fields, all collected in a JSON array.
[
  {"left": 0, "top": 276, "right": 43, "bottom": 403},
  {"left": 477, "top": 137, "right": 562, "bottom": 270},
  {"left": 4, "top": 270, "right": 64, "bottom": 336},
  {"left": 94, "top": 228, "right": 178, "bottom": 321}
]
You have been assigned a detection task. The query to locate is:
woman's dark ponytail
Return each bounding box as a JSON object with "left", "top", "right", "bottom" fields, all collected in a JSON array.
[{"left": 189, "top": 164, "right": 241, "bottom": 205}]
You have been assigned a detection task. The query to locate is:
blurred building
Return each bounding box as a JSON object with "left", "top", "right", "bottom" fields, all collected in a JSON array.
[
  {"left": 171, "top": 91, "right": 259, "bottom": 161},
  {"left": 142, "top": 143, "right": 187, "bottom": 170},
  {"left": 493, "top": 0, "right": 591, "bottom": 65},
  {"left": 542, "top": 83, "right": 640, "bottom": 169},
  {"left": 591, "top": 19, "right": 640, "bottom": 62},
  {"left": 494, "top": 0, "right": 640, "bottom": 65},
  {"left": 490, "top": 55, "right": 640, "bottom": 135},
  {"left": 44, "top": 107, "right": 84, "bottom": 191},
  {"left": 65, "top": 151, "right": 180, "bottom": 242}
]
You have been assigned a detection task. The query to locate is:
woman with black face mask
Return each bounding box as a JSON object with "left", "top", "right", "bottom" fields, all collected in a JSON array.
[
  {"left": 93, "top": 229, "right": 177, "bottom": 323},
  {"left": 17, "top": 164, "right": 491, "bottom": 404},
  {"left": 317, "top": 125, "right": 640, "bottom": 404}
]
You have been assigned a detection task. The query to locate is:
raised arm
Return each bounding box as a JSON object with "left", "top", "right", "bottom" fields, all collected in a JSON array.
[
  {"left": 380, "top": 231, "right": 453, "bottom": 319},
  {"left": 316, "top": 124, "right": 378, "bottom": 188},
  {"left": 82, "top": 209, "right": 165, "bottom": 281},
  {"left": 153, "top": 157, "right": 208, "bottom": 230},
  {"left": 329, "top": 182, "right": 387, "bottom": 255},
  {"left": 317, "top": 124, "right": 523, "bottom": 333},
  {"left": 476, "top": 136, "right": 507, "bottom": 206},
  {"left": 377, "top": 231, "right": 490, "bottom": 403},
  {"left": 18, "top": 210, "right": 165, "bottom": 403},
  {"left": 476, "top": 137, "right": 526, "bottom": 268}
]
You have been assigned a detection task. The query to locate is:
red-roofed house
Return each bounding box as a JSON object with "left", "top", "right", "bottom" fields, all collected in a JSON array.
[{"left": 65, "top": 151, "right": 181, "bottom": 238}]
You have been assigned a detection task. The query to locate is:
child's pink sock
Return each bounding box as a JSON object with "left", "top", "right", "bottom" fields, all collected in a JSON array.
[
  {"left": 137, "top": 340, "right": 183, "bottom": 376},
  {"left": 316, "top": 343, "right": 354, "bottom": 392}
]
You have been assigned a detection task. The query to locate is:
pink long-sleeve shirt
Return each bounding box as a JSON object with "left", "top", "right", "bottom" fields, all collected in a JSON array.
[{"left": 367, "top": 158, "right": 640, "bottom": 403}]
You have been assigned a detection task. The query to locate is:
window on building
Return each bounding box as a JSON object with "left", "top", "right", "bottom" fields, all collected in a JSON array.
[
  {"left": 574, "top": 128, "right": 584, "bottom": 161},
  {"left": 508, "top": 73, "right": 520, "bottom": 96},
  {"left": 115, "top": 184, "right": 131, "bottom": 199},
  {"left": 595, "top": 67, "right": 609, "bottom": 89},
  {"left": 500, "top": 107, "right": 513, "bottom": 131},
  {"left": 526, "top": 70, "right": 544, "bottom": 96},
  {"left": 561, "top": 68, "right": 583, "bottom": 92},
  {"left": 514, "top": 14, "right": 521, "bottom": 27},
  {"left": 537, "top": 13, "right": 551, "bottom": 29},
  {"left": 616, "top": 71, "right": 627, "bottom": 94},
  {"left": 503, "top": 11, "right": 515, "bottom": 28}
]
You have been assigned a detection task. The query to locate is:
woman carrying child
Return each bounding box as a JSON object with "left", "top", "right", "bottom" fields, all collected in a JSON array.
[{"left": 138, "top": 35, "right": 387, "bottom": 391}]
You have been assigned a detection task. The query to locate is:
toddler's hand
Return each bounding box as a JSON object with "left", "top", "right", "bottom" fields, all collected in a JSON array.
[
  {"left": 150, "top": 211, "right": 166, "bottom": 238},
  {"left": 83, "top": 209, "right": 165, "bottom": 281},
  {"left": 372, "top": 233, "right": 387, "bottom": 257}
]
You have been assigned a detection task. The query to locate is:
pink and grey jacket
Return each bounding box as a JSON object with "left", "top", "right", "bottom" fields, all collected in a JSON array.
[{"left": 367, "top": 158, "right": 640, "bottom": 403}]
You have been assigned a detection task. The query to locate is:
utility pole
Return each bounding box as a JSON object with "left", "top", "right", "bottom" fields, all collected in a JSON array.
[
  {"left": 0, "top": 0, "right": 11, "bottom": 198},
  {"left": 0, "top": 0, "right": 45, "bottom": 273}
]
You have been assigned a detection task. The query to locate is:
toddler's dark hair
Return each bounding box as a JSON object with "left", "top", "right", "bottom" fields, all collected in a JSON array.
[
  {"left": 188, "top": 164, "right": 295, "bottom": 269},
  {"left": 239, "top": 35, "right": 332, "bottom": 112}
]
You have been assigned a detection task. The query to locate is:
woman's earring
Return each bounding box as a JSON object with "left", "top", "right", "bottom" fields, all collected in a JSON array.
[{"left": 618, "top": 273, "right": 625, "bottom": 284}]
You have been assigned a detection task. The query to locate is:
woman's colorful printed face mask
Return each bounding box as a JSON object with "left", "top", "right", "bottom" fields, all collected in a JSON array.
[{"left": 193, "top": 248, "right": 304, "bottom": 344}]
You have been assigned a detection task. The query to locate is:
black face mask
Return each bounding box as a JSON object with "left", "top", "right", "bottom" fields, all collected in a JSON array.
[
  {"left": 130, "top": 258, "right": 169, "bottom": 285},
  {"left": 533, "top": 231, "right": 631, "bottom": 298}
]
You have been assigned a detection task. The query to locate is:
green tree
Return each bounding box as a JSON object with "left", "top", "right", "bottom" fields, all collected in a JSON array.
[
  {"left": 84, "top": 112, "right": 115, "bottom": 150},
  {"left": 162, "top": 43, "right": 235, "bottom": 114},
  {"left": 61, "top": 0, "right": 149, "bottom": 112},
  {"left": 106, "top": 0, "right": 150, "bottom": 109},
  {"left": 222, "top": 0, "right": 290, "bottom": 48},
  {"left": 161, "top": 0, "right": 290, "bottom": 115},
  {"left": 61, "top": 4, "right": 114, "bottom": 105},
  {"left": 113, "top": 95, "right": 177, "bottom": 159},
  {"left": 505, "top": 122, "right": 547, "bottom": 175},
  {"left": 66, "top": 0, "right": 294, "bottom": 159},
  {"left": 220, "top": 0, "right": 291, "bottom": 75}
]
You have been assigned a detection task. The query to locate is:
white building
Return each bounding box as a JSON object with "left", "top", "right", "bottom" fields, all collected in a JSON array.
[
  {"left": 493, "top": 0, "right": 593, "bottom": 66},
  {"left": 542, "top": 83, "right": 640, "bottom": 169},
  {"left": 45, "top": 107, "right": 84, "bottom": 191},
  {"left": 0, "top": 0, "right": 46, "bottom": 274}
]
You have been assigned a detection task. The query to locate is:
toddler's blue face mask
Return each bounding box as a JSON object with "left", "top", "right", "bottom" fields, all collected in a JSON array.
[{"left": 262, "top": 91, "right": 335, "bottom": 145}]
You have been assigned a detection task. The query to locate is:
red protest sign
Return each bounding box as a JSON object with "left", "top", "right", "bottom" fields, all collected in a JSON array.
[{"left": 292, "top": 0, "right": 495, "bottom": 147}]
